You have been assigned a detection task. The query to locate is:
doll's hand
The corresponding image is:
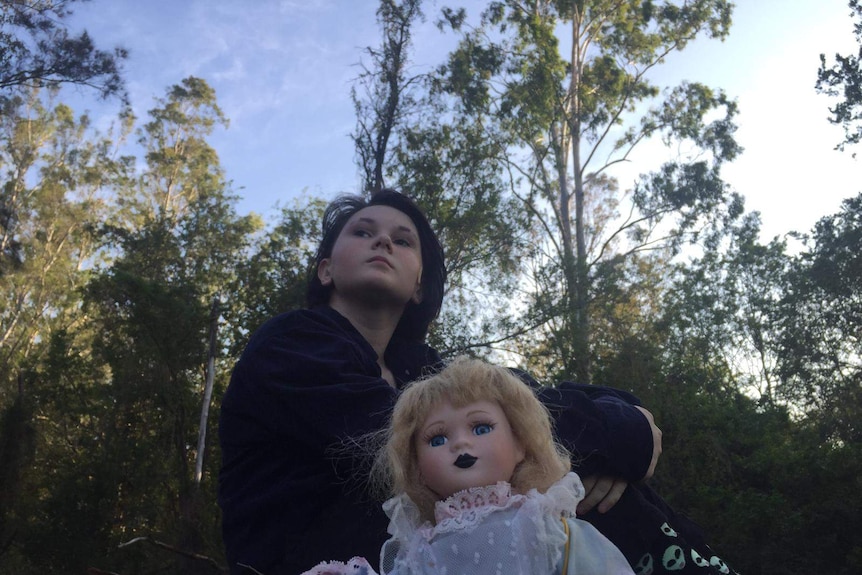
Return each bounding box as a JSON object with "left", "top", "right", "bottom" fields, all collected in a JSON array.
[
  {"left": 576, "top": 475, "right": 628, "bottom": 515},
  {"left": 634, "top": 405, "right": 662, "bottom": 479}
]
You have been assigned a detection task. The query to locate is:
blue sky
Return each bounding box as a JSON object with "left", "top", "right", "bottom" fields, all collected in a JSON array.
[{"left": 65, "top": 0, "right": 859, "bottom": 241}]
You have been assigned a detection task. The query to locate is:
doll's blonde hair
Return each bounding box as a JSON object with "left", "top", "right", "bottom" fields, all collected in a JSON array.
[{"left": 378, "top": 356, "right": 571, "bottom": 522}]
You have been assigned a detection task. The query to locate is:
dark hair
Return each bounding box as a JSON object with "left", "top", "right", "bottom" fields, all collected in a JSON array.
[{"left": 306, "top": 188, "right": 446, "bottom": 342}]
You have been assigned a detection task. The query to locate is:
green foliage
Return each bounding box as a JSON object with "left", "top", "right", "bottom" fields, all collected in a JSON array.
[
  {"left": 595, "top": 311, "right": 862, "bottom": 574},
  {"left": 817, "top": 0, "right": 862, "bottom": 152},
  {"left": 352, "top": 0, "right": 425, "bottom": 192},
  {"left": 389, "top": 115, "right": 530, "bottom": 356},
  {"left": 0, "top": 384, "right": 36, "bottom": 561},
  {"left": 353, "top": 1, "right": 744, "bottom": 378},
  {"left": 225, "top": 197, "right": 325, "bottom": 355},
  {"left": 0, "top": 0, "right": 127, "bottom": 101},
  {"left": 73, "top": 77, "right": 251, "bottom": 572},
  {"left": 0, "top": 77, "right": 246, "bottom": 574},
  {"left": 774, "top": 193, "right": 862, "bottom": 444},
  {"left": 2, "top": 2, "right": 862, "bottom": 574},
  {"left": 352, "top": 1, "right": 533, "bottom": 357},
  {"left": 659, "top": 211, "right": 789, "bottom": 400},
  {"left": 0, "top": 88, "right": 125, "bottom": 400},
  {"left": 425, "top": 0, "right": 741, "bottom": 382}
]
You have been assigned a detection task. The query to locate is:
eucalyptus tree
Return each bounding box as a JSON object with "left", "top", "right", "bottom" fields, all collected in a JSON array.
[
  {"left": 0, "top": 0, "right": 127, "bottom": 100},
  {"left": 0, "top": 0, "right": 127, "bottom": 282},
  {"left": 654, "top": 203, "right": 862, "bottom": 574},
  {"left": 353, "top": 0, "right": 425, "bottom": 193},
  {"left": 0, "top": 101, "right": 127, "bottom": 567},
  {"left": 0, "top": 5, "right": 128, "bottom": 558},
  {"left": 774, "top": 194, "right": 862, "bottom": 444},
  {"left": 0, "top": 89, "right": 126, "bottom": 397},
  {"left": 817, "top": 0, "right": 862, "bottom": 152},
  {"left": 225, "top": 197, "right": 326, "bottom": 356},
  {"left": 79, "top": 77, "right": 257, "bottom": 568},
  {"left": 352, "top": 0, "right": 530, "bottom": 358},
  {"left": 659, "top": 212, "right": 790, "bottom": 401},
  {"left": 0, "top": 88, "right": 131, "bottom": 573},
  {"left": 432, "top": 0, "right": 742, "bottom": 381}
]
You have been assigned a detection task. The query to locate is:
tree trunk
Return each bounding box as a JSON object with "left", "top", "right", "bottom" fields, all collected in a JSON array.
[
  {"left": 194, "top": 297, "right": 219, "bottom": 486},
  {"left": 568, "top": 14, "right": 591, "bottom": 384}
]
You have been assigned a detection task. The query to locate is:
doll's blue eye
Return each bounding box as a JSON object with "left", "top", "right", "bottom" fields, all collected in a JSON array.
[
  {"left": 429, "top": 435, "right": 446, "bottom": 447},
  {"left": 473, "top": 423, "right": 492, "bottom": 436}
]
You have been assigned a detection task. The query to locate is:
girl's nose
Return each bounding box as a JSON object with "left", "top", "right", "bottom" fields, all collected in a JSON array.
[{"left": 374, "top": 234, "right": 393, "bottom": 251}]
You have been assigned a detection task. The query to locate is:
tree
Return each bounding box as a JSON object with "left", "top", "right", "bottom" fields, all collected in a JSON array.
[
  {"left": 596, "top": 206, "right": 862, "bottom": 574},
  {"left": 817, "top": 0, "right": 862, "bottom": 152},
  {"left": 0, "top": 87, "right": 132, "bottom": 572},
  {"left": 0, "top": 0, "right": 127, "bottom": 100},
  {"left": 0, "top": 0, "right": 129, "bottom": 278},
  {"left": 0, "top": 88, "right": 127, "bottom": 394},
  {"left": 352, "top": 0, "right": 425, "bottom": 193},
  {"left": 433, "top": 0, "right": 742, "bottom": 381},
  {"left": 225, "top": 197, "right": 325, "bottom": 355},
  {"left": 773, "top": 193, "right": 862, "bottom": 444},
  {"left": 352, "top": 0, "right": 532, "bottom": 358},
  {"left": 659, "top": 211, "right": 790, "bottom": 401},
  {"left": 66, "top": 77, "right": 255, "bottom": 573}
]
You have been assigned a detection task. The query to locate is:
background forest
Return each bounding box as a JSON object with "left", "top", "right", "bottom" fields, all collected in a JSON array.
[{"left": 0, "top": 1, "right": 860, "bottom": 574}]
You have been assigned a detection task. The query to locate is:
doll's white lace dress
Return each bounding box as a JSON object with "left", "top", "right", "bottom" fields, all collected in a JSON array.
[
  {"left": 379, "top": 472, "right": 633, "bottom": 575},
  {"left": 303, "top": 473, "right": 633, "bottom": 575}
]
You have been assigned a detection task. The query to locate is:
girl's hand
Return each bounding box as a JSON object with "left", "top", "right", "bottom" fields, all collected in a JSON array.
[
  {"left": 575, "top": 406, "right": 662, "bottom": 515},
  {"left": 576, "top": 475, "right": 628, "bottom": 515}
]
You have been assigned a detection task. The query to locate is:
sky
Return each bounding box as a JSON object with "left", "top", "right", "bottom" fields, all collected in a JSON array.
[{"left": 64, "top": 0, "right": 860, "bottom": 242}]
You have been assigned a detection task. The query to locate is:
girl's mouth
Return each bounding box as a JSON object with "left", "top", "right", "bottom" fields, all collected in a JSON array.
[{"left": 367, "top": 256, "right": 393, "bottom": 267}]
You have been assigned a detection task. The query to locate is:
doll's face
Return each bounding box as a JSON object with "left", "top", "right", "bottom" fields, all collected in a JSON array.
[{"left": 415, "top": 399, "right": 525, "bottom": 500}]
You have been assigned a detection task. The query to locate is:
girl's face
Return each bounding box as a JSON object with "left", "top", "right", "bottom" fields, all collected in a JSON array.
[
  {"left": 415, "top": 399, "right": 525, "bottom": 500},
  {"left": 318, "top": 205, "right": 423, "bottom": 308}
]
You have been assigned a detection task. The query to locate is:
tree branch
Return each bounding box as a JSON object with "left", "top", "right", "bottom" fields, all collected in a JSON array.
[{"left": 117, "top": 536, "right": 227, "bottom": 573}]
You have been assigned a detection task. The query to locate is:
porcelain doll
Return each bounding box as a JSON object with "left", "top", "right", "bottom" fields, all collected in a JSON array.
[{"left": 304, "top": 357, "right": 634, "bottom": 575}]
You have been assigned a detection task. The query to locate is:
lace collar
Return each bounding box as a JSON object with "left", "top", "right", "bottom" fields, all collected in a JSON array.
[
  {"left": 433, "top": 481, "right": 514, "bottom": 525},
  {"left": 382, "top": 472, "right": 585, "bottom": 542}
]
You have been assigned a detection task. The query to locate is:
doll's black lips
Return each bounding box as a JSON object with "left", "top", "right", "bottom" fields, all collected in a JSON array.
[{"left": 454, "top": 453, "right": 477, "bottom": 469}]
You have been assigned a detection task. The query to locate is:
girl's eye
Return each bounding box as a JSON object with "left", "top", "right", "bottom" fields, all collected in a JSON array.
[
  {"left": 473, "top": 423, "right": 493, "bottom": 436},
  {"left": 353, "top": 229, "right": 371, "bottom": 238},
  {"left": 429, "top": 435, "right": 446, "bottom": 447},
  {"left": 394, "top": 238, "right": 411, "bottom": 247}
]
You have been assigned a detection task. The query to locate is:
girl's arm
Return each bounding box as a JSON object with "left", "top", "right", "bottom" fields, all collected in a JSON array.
[
  {"left": 218, "top": 309, "right": 403, "bottom": 574},
  {"left": 511, "top": 369, "right": 658, "bottom": 482}
]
